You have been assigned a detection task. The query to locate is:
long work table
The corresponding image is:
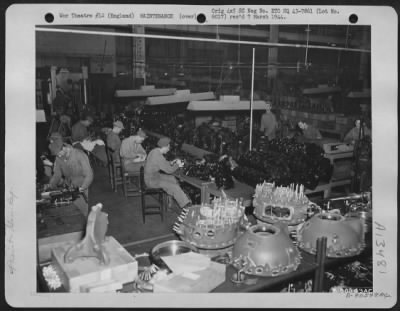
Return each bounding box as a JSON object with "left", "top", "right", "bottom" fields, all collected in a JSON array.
[
  {"left": 38, "top": 232, "right": 372, "bottom": 293},
  {"left": 145, "top": 130, "right": 351, "bottom": 200},
  {"left": 173, "top": 169, "right": 255, "bottom": 206}
]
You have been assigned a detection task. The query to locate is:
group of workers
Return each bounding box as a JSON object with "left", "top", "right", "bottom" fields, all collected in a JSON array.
[
  {"left": 260, "top": 101, "right": 371, "bottom": 143},
  {"left": 105, "top": 122, "right": 191, "bottom": 210},
  {"left": 44, "top": 115, "right": 192, "bottom": 217},
  {"left": 42, "top": 101, "right": 371, "bottom": 218}
]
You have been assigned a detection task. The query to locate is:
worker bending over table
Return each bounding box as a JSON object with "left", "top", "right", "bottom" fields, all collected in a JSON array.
[
  {"left": 120, "top": 129, "right": 148, "bottom": 174},
  {"left": 45, "top": 132, "right": 94, "bottom": 216},
  {"left": 144, "top": 137, "right": 191, "bottom": 209}
]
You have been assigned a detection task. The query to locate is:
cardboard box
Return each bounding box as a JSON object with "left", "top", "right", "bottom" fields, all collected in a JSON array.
[
  {"left": 38, "top": 231, "right": 83, "bottom": 263},
  {"left": 51, "top": 236, "right": 138, "bottom": 293}
]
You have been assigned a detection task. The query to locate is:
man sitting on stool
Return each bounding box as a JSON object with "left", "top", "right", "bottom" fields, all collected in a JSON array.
[
  {"left": 120, "top": 129, "right": 147, "bottom": 174},
  {"left": 144, "top": 137, "right": 191, "bottom": 210},
  {"left": 106, "top": 120, "right": 124, "bottom": 163},
  {"left": 45, "top": 132, "right": 94, "bottom": 216}
]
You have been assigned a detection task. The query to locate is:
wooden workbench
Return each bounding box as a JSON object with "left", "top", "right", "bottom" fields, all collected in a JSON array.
[
  {"left": 174, "top": 170, "right": 254, "bottom": 206},
  {"left": 145, "top": 130, "right": 351, "bottom": 200},
  {"left": 38, "top": 232, "right": 372, "bottom": 293}
]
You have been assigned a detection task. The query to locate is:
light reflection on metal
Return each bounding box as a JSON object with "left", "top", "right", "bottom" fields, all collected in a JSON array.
[
  {"left": 232, "top": 223, "right": 301, "bottom": 277},
  {"left": 176, "top": 198, "right": 247, "bottom": 250},
  {"left": 297, "top": 211, "right": 365, "bottom": 258}
]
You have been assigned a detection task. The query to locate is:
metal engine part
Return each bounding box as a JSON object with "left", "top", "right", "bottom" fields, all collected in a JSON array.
[
  {"left": 297, "top": 211, "right": 366, "bottom": 258},
  {"left": 175, "top": 198, "right": 247, "bottom": 250},
  {"left": 231, "top": 223, "right": 301, "bottom": 277}
]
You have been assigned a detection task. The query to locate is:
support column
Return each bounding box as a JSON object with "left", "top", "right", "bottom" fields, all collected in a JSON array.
[
  {"left": 359, "top": 29, "right": 370, "bottom": 90},
  {"left": 49, "top": 66, "right": 57, "bottom": 115},
  {"left": 132, "top": 25, "right": 146, "bottom": 88},
  {"left": 267, "top": 25, "right": 279, "bottom": 95}
]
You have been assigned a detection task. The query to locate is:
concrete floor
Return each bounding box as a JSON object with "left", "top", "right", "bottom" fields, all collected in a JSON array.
[
  {"left": 86, "top": 160, "right": 350, "bottom": 248},
  {"left": 88, "top": 164, "right": 178, "bottom": 246}
]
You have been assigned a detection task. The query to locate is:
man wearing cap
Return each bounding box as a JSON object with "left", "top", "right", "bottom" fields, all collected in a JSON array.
[
  {"left": 144, "top": 137, "right": 191, "bottom": 209},
  {"left": 71, "top": 114, "right": 94, "bottom": 144},
  {"left": 260, "top": 101, "right": 278, "bottom": 140},
  {"left": 106, "top": 120, "right": 124, "bottom": 163},
  {"left": 120, "top": 129, "right": 148, "bottom": 174},
  {"left": 46, "top": 132, "right": 94, "bottom": 216},
  {"left": 71, "top": 114, "right": 108, "bottom": 165},
  {"left": 297, "top": 121, "right": 322, "bottom": 140}
]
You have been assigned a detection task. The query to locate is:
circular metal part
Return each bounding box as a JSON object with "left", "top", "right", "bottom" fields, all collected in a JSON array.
[
  {"left": 297, "top": 212, "right": 366, "bottom": 258},
  {"left": 149, "top": 240, "right": 199, "bottom": 269},
  {"left": 176, "top": 204, "right": 246, "bottom": 250},
  {"left": 230, "top": 271, "right": 246, "bottom": 284},
  {"left": 232, "top": 223, "right": 301, "bottom": 277}
]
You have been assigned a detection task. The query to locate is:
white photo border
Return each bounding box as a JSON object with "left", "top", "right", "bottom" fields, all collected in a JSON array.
[{"left": 4, "top": 4, "right": 398, "bottom": 308}]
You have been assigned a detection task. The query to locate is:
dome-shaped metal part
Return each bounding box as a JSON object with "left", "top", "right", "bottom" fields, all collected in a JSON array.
[
  {"left": 297, "top": 212, "right": 366, "bottom": 258},
  {"left": 232, "top": 223, "right": 301, "bottom": 277}
]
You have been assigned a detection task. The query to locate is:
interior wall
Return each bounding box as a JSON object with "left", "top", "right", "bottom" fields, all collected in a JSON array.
[{"left": 36, "top": 27, "right": 116, "bottom": 74}]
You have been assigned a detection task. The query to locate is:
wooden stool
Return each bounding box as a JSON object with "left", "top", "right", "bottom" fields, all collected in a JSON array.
[
  {"left": 105, "top": 147, "right": 123, "bottom": 192},
  {"left": 139, "top": 166, "right": 165, "bottom": 223},
  {"left": 120, "top": 156, "right": 141, "bottom": 198}
]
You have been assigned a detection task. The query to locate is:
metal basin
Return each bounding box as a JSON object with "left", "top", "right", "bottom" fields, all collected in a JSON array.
[{"left": 150, "top": 240, "right": 199, "bottom": 269}]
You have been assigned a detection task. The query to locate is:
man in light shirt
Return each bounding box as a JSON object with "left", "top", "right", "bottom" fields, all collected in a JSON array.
[
  {"left": 259, "top": 101, "right": 278, "bottom": 140},
  {"left": 144, "top": 137, "right": 191, "bottom": 209},
  {"left": 120, "top": 129, "right": 148, "bottom": 174},
  {"left": 106, "top": 120, "right": 124, "bottom": 163}
]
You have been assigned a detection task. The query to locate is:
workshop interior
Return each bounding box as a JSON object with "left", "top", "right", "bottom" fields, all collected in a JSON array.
[{"left": 35, "top": 24, "right": 373, "bottom": 293}]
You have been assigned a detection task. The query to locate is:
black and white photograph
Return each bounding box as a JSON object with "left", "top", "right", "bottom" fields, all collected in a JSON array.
[{"left": 4, "top": 4, "right": 397, "bottom": 308}]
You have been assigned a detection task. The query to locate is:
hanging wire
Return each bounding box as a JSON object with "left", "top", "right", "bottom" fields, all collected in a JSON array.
[
  {"left": 304, "top": 25, "right": 311, "bottom": 67},
  {"left": 216, "top": 25, "right": 224, "bottom": 95},
  {"left": 36, "top": 27, "right": 371, "bottom": 53}
]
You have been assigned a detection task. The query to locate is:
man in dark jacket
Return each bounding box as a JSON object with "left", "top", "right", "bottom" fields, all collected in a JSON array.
[
  {"left": 71, "top": 114, "right": 93, "bottom": 144},
  {"left": 71, "top": 114, "right": 108, "bottom": 165},
  {"left": 47, "top": 132, "right": 94, "bottom": 216}
]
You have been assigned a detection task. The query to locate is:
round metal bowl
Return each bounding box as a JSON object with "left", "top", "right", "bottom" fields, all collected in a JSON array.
[{"left": 149, "top": 240, "right": 199, "bottom": 270}]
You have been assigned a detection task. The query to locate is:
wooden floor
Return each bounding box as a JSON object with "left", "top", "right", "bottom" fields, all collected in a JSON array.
[{"left": 88, "top": 164, "right": 178, "bottom": 246}]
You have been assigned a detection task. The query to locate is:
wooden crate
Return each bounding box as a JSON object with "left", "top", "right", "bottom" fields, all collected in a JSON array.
[
  {"left": 51, "top": 236, "right": 138, "bottom": 293},
  {"left": 38, "top": 231, "right": 83, "bottom": 263}
]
